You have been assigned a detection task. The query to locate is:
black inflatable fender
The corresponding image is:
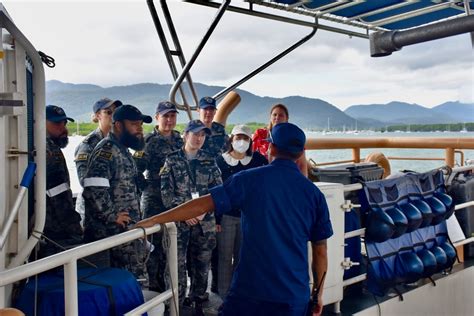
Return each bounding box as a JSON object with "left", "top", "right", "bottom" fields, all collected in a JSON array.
[
  {"left": 366, "top": 208, "right": 395, "bottom": 242},
  {"left": 411, "top": 199, "right": 433, "bottom": 228},
  {"left": 417, "top": 248, "right": 437, "bottom": 278},
  {"left": 434, "top": 192, "right": 455, "bottom": 220},
  {"left": 385, "top": 206, "right": 408, "bottom": 238},
  {"left": 395, "top": 251, "right": 424, "bottom": 284},
  {"left": 431, "top": 246, "right": 448, "bottom": 272},
  {"left": 399, "top": 202, "right": 423, "bottom": 232},
  {"left": 424, "top": 196, "right": 446, "bottom": 225}
]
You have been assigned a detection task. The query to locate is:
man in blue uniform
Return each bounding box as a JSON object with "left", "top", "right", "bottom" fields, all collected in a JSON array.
[{"left": 136, "top": 122, "right": 333, "bottom": 316}]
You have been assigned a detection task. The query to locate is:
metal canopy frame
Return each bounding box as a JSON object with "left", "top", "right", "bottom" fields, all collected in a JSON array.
[
  {"left": 148, "top": 0, "right": 322, "bottom": 108},
  {"left": 151, "top": 0, "right": 473, "bottom": 109},
  {"left": 251, "top": 0, "right": 469, "bottom": 29}
]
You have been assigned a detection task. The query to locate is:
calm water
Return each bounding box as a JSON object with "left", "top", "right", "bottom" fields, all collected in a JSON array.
[{"left": 64, "top": 131, "right": 474, "bottom": 193}]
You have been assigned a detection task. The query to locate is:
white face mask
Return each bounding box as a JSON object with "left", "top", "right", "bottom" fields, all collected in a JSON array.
[{"left": 232, "top": 139, "right": 250, "bottom": 154}]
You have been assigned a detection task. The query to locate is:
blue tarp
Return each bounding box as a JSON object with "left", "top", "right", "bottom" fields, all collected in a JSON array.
[
  {"left": 16, "top": 267, "right": 145, "bottom": 316},
  {"left": 267, "top": 0, "right": 472, "bottom": 30}
]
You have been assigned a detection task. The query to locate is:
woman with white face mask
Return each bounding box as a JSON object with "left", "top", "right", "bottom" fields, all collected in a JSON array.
[{"left": 214, "top": 124, "right": 268, "bottom": 299}]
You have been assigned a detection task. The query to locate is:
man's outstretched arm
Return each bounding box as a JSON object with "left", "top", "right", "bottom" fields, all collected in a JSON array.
[{"left": 135, "top": 194, "right": 215, "bottom": 228}]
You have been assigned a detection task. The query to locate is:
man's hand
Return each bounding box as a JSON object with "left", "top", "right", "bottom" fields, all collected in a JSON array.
[
  {"left": 308, "top": 295, "right": 323, "bottom": 316},
  {"left": 116, "top": 211, "right": 131, "bottom": 228},
  {"left": 185, "top": 218, "right": 199, "bottom": 226}
]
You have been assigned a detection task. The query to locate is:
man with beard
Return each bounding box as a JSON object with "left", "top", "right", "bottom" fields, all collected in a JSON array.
[
  {"left": 41, "top": 105, "right": 83, "bottom": 258},
  {"left": 133, "top": 101, "right": 183, "bottom": 292},
  {"left": 82, "top": 104, "right": 152, "bottom": 284}
]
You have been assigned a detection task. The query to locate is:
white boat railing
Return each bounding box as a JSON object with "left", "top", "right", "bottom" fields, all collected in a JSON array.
[
  {"left": 340, "top": 165, "right": 474, "bottom": 288},
  {"left": 0, "top": 223, "right": 178, "bottom": 316}
]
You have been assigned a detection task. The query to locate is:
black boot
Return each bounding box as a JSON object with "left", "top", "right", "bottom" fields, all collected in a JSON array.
[{"left": 194, "top": 301, "right": 205, "bottom": 316}]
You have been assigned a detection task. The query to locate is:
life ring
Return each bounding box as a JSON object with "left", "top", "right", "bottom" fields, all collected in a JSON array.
[{"left": 365, "top": 151, "right": 391, "bottom": 178}]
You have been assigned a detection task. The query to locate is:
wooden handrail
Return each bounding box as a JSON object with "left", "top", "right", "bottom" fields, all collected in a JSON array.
[
  {"left": 305, "top": 137, "right": 474, "bottom": 167},
  {"left": 305, "top": 137, "right": 474, "bottom": 150}
]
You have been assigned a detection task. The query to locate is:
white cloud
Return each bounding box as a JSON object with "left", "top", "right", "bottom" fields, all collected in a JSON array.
[{"left": 3, "top": 0, "right": 473, "bottom": 109}]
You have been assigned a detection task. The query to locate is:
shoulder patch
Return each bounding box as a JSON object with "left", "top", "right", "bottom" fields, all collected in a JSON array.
[
  {"left": 159, "top": 165, "right": 170, "bottom": 175},
  {"left": 133, "top": 151, "right": 144, "bottom": 158},
  {"left": 75, "top": 153, "right": 88, "bottom": 161},
  {"left": 98, "top": 150, "right": 113, "bottom": 160}
]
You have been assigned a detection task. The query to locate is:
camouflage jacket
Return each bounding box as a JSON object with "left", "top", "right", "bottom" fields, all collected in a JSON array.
[
  {"left": 201, "top": 122, "right": 228, "bottom": 157},
  {"left": 160, "top": 149, "right": 222, "bottom": 233},
  {"left": 74, "top": 128, "right": 105, "bottom": 186},
  {"left": 45, "top": 137, "right": 82, "bottom": 240},
  {"left": 134, "top": 127, "right": 183, "bottom": 185},
  {"left": 134, "top": 127, "right": 184, "bottom": 215},
  {"left": 82, "top": 132, "right": 142, "bottom": 241}
]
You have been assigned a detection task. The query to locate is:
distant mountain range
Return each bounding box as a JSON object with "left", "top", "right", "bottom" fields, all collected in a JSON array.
[
  {"left": 345, "top": 101, "right": 474, "bottom": 125},
  {"left": 46, "top": 80, "right": 474, "bottom": 129}
]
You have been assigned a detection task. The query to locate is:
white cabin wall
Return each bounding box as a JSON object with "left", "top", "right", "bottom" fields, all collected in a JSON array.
[
  {"left": 0, "top": 28, "right": 29, "bottom": 308},
  {"left": 310, "top": 182, "right": 346, "bottom": 306}
]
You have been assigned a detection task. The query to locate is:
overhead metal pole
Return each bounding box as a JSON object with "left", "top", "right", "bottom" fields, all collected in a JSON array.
[
  {"left": 213, "top": 21, "right": 318, "bottom": 100},
  {"left": 169, "top": 0, "right": 231, "bottom": 107},
  {"left": 147, "top": 0, "right": 194, "bottom": 118},
  {"left": 464, "top": 0, "right": 474, "bottom": 47},
  {"left": 370, "top": 14, "right": 474, "bottom": 57}
]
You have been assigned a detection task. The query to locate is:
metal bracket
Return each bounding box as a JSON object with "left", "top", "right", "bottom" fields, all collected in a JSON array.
[
  {"left": 341, "top": 200, "right": 361, "bottom": 212},
  {"left": 341, "top": 257, "right": 360, "bottom": 270}
]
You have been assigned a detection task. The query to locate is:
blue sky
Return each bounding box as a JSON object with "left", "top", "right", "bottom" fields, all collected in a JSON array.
[{"left": 3, "top": 0, "right": 473, "bottom": 109}]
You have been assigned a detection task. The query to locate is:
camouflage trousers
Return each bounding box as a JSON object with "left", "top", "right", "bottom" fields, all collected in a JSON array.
[
  {"left": 165, "top": 222, "right": 216, "bottom": 305},
  {"left": 146, "top": 231, "right": 167, "bottom": 291},
  {"left": 142, "top": 197, "right": 167, "bottom": 291},
  {"left": 111, "top": 239, "right": 149, "bottom": 288}
]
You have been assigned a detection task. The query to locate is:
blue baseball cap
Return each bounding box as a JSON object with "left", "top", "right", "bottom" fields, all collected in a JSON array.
[
  {"left": 156, "top": 101, "right": 179, "bottom": 115},
  {"left": 268, "top": 122, "right": 306, "bottom": 153},
  {"left": 93, "top": 98, "right": 122, "bottom": 113},
  {"left": 46, "top": 105, "right": 74, "bottom": 123},
  {"left": 199, "top": 96, "right": 216, "bottom": 109},
  {"left": 112, "top": 104, "right": 152, "bottom": 123},
  {"left": 184, "top": 120, "right": 211, "bottom": 135}
]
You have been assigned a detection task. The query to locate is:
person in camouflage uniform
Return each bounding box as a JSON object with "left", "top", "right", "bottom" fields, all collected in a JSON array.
[
  {"left": 198, "top": 96, "right": 229, "bottom": 156},
  {"left": 133, "top": 101, "right": 183, "bottom": 292},
  {"left": 74, "top": 98, "right": 122, "bottom": 186},
  {"left": 197, "top": 96, "right": 229, "bottom": 292},
  {"left": 41, "top": 105, "right": 83, "bottom": 258},
  {"left": 74, "top": 98, "right": 122, "bottom": 223},
  {"left": 160, "top": 120, "right": 222, "bottom": 312},
  {"left": 82, "top": 104, "right": 152, "bottom": 285}
]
